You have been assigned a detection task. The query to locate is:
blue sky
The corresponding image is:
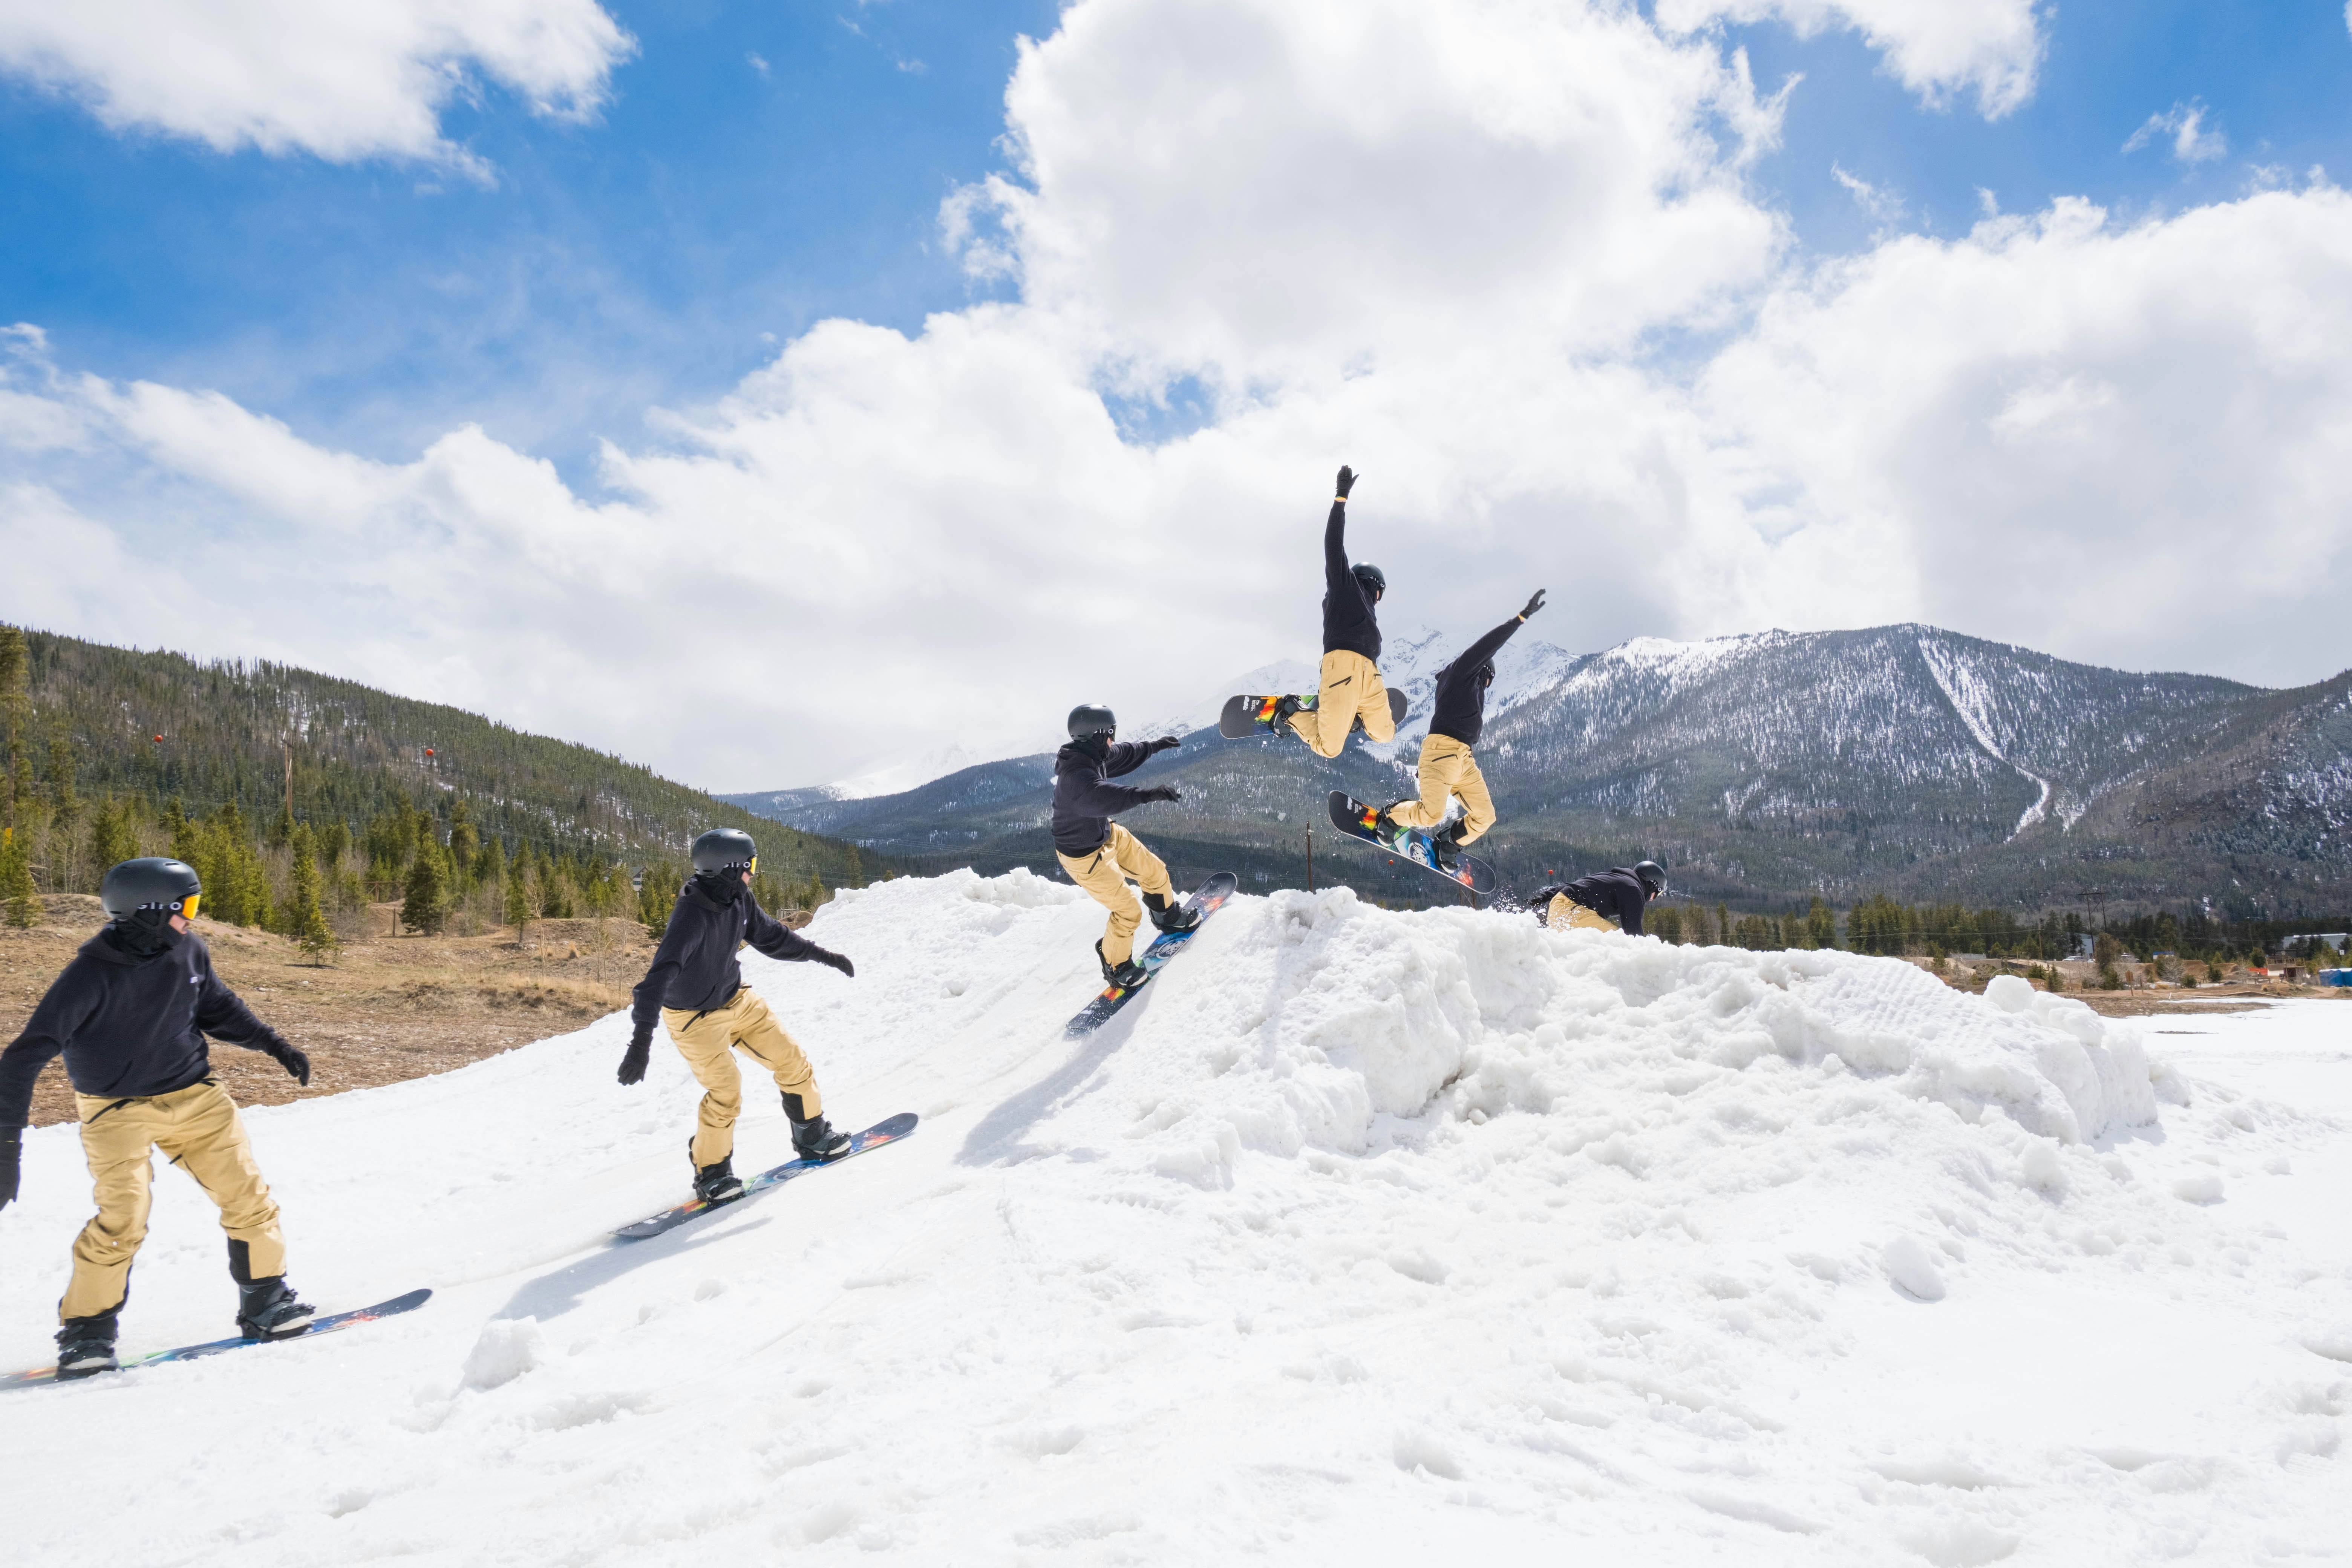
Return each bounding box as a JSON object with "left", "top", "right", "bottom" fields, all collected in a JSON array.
[
  {"left": 5, "top": 0, "right": 2351, "bottom": 788},
  {"left": 7, "top": 0, "right": 2344, "bottom": 482}
]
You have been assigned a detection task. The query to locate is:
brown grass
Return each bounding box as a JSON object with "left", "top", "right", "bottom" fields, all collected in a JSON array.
[{"left": 2, "top": 897, "right": 663, "bottom": 1127}]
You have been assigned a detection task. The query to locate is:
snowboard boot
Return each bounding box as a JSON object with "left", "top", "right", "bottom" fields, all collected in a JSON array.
[
  {"left": 234, "top": 1278, "right": 315, "bottom": 1340},
  {"left": 1269, "top": 694, "right": 1308, "bottom": 738},
  {"left": 689, "top": 1139, "right": 744, "bottom": 1203},
  {"left": 784, "top": 1094, "right": 852, "bottom": 1161},
  {"left": 1095, "top": 939, "right": 1150, "bottom": 990},
  {"left": 55, "top": 1310, "right": 120, "bottom": 1381},
  {"left": 1144, "top": 891, "right": 1201, "bottom": 934},
  {"left": 1373, "top": 802, "right": 1409, "bottom": 843},
  {"left": 1429, "top": 821, "right": 1467, "bottom": 871}
]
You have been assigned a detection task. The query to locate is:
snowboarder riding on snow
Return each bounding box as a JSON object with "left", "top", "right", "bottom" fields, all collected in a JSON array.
[
  {"left": 1274, "top": 465, "right": 1396, "bottom": 757},
  {"left": 620, "top": 828, "right": 857, "bottom": 1203},
  {"left": 1377, "top": 589, "right": 1547, "bottom": 870},
  {"left": 1534, "top": 862, "right": 1669, "bottom": 936},
  {"left": 0, "top": 857, "right": 318, "bottom": 1380},
  {"left": 1053, "top": 703, "right": 1196, "bottom": 989}
]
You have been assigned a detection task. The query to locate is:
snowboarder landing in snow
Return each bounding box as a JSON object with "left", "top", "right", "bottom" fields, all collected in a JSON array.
[
  {"left": 1054, "top": 704, "right": 1197, "bottom": 988},
  {"left": 1377, "top": 589, "right": 1547, "bottom": 870},
  {"left": 1534, "top": 862, "right": 1669, "bottom": 935},
  {"left": 620, "top": 828, "right": 857, "bottom": 1203},
  {"left": 0, "top": 857, "right": 317, "bottom": 1379},
  {"left": 1273, "top": 465, "right": 1396, "bottom": 756}
]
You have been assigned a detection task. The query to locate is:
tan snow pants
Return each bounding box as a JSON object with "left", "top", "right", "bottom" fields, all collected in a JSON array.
[
  {"left": 665, "top": 987, "right": 822, "bottom": 1168},
  {"left": 1547, "top": 894, "right": 1619, "bottom": 933},
  {"left": 1058, "top": 822, "right": 1176, "bottom": 969},
  {"left": 1385, "top": 734, "right": 1496, "bottom": 844},
  {"left": 1286, "top": 649, "right": 1395, "bottom": 759},
  {"left": 63, "top": 1078, "right": 284, "bottom": 1321}
]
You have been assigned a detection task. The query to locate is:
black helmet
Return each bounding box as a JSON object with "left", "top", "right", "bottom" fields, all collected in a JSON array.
[
  {"left": 1634, "top": 861, "right": 1667, "bottom": 897},
  {"left": 1067, "top": 703, "right": 1117, "bottom": 741},
  {"left": 1352, "top": 563, "right": 1386, "bottom": 599},
  {"left": 691, "top": 828, "right": 758, "bottom": 876},
  {"left": 100, "top": 857, "right": 202, "bottom": 922}
]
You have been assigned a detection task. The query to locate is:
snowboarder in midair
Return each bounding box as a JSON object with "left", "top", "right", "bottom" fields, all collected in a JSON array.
[
  {"left": 1534, "top": 861, "right": 1669, "bottom": 934},
  {"left": 1378, "top": 589, "right": 1547, "bottom": 869},
  {"left": 0, "top": 857, "right": 317, "bottom": 1379},
  {"left": 619, "top": 829, "right": 857, "bottom": 1202},
  {"left": 1274, "top": 466, "right": 1395, "bottom": 755},
  {"left": 1054, "top": 704, "right": 1196, "bottom": 988}
]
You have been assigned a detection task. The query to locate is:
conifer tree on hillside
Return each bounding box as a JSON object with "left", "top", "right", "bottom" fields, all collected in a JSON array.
[
  {"left": 89, "top": 796, "right": 140, "bottom": 874},
  {"left": 638, "top": 860, "right": 678, "bottom": 935},
  {"left": 447, "top": 801, "right": 479, "bottom": 896},
  {"left": 0, "top": 625, "right": 29, "bottom": 824},
  {"left": 402, "top": 831, "right": 450, "bottom": 936},
  {"left": 289, "top": 825, "right": 337, "bottom": 964},
  {"left": 1, "top": 826, "right": 36, "bottom": 929},
  {"left": 504, "top": 849, "right": 533, "bottom": 934}
]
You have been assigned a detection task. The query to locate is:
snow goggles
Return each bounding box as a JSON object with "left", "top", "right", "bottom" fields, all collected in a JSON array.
[{"left": 142, "top": 894, "right": 199, "bottom": 919}]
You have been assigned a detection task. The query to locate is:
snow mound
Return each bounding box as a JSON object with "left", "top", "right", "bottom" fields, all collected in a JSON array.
[{"left": 3, "top": 871, "right": 2346, "bottom": 1565}]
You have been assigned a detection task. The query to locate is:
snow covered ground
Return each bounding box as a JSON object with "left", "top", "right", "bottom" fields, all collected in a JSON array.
[{"left": 2, "top": 874, "right": 2346, "bottom": 1565}]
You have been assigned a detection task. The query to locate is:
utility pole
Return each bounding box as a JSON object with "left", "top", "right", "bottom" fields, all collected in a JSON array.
[
  {"left": 281, "top": 734, "right": 293, "bottom": 823},
  {"left": 1306, "top": 822, "right": 1315, "bottom": 893}
]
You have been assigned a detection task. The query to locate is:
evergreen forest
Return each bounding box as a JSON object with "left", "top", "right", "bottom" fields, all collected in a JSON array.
[{"left": 0, "top": 625, "right": 886, "bottom": 942}]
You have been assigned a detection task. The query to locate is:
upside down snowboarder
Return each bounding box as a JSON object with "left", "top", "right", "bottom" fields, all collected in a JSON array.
[
  {"left": 0, "top": 857, "right": 318, "bottom": 1379},
  {"left": 619, "top": 828, "right": 858, "bottom": 1203},
  {"left": 1054, "top": 704, "right": 1198, "bottom": 989}
]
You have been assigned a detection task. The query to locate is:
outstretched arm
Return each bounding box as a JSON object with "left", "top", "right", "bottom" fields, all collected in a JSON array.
[{"left": 1323, "top": 465, "right": 1356, "bottom": 594}]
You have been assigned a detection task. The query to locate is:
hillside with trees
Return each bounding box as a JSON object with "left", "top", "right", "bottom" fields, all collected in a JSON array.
[{"left": 0, "top": 625, "right": 884, "bottom": 940}]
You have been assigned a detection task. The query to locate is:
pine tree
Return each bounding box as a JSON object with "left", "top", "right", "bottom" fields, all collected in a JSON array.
[
  {"left": 847, "top": 845, "right": 865, "bottom": 888},
  {"left": 804, "top": 870, "right": 828, "bottom": 910},
  {"left": 639, "top": 861, "right": 676, "bottom": 935},
  {"left": 402, "top": 833, "right": 450, "bottom": 935},
  {"left": 447, "top": 801, "right": 479, "bottom": 896},
  {"left": 504, "top": 848, "right": 533, "bottom": 934},
  {"left": 289, "top": 825, "right": 337, "bottom": 964},
  {"left": 0, "top": 624, "right": 28, "bottom": 826},
  {"left": 1, "top": 825, "right": 36, "bottom": 929},
  {"left": 88, "top": 795, "right": 140, "bottom": 875}
]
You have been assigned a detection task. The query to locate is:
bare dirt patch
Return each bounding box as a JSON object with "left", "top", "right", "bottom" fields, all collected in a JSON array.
[{"left": 2, "top": 897, "right": 664, "bottom": 1128}]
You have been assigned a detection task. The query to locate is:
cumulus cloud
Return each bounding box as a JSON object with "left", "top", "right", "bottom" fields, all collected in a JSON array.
[
  {"left": 2, "top": 0, "right": 2347, "bottom": 794},
  {"left": 2123, "top": 100, "right": 2227, "bottom": 165},
  {"left": 0, "top": 0, "right": 634, "bottom": 168},
  {"left": 1657, "top": 0, "right": 2044, "bottom": 118}
]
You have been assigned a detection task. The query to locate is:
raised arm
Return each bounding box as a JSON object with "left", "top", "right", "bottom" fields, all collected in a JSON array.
[{"left": 1323, "top": 465, "right": 1357, "bottom": 594}]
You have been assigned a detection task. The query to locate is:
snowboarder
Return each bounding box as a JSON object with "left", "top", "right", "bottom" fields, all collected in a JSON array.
[
  {"left": 1533, "top": 862, "right": 1669, "bottom": 935},
  {"left": 1274, "top": 465, "right": 1395, "bottom": 756},
  {"left": 1053, "top": 704, "right": 1195, "bottom": 988},
  {"left": 1377, "top": 589, "right": 1547, "bottom": 869},
  {"left": 0, "top": 857, "right": 317, "bottom": 1379},
  {"left": 619, "top": 828, "right": 857, "bottom": 1202}
]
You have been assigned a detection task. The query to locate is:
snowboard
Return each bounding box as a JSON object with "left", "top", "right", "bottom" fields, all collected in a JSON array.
[
  {"left": 3, "top": 1287, "right": 433, "bottom": 1392},
  {"left": 613, "top": 1112, "right": 919, "bottom": 1241},
  {"left": 1063, "top": 872, "right": 1240, "bottom": 1038},
  {"left": 1326, "top": 791, "right": 1497, "bottom": 896},
  {"left": 1219, "top": 687, "right": 1409, "bottom": 740}
]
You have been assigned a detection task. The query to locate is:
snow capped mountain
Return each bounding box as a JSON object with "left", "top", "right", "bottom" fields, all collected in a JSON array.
[{"left": 728, "top": 623, "right": 2352, "bottom": 911}]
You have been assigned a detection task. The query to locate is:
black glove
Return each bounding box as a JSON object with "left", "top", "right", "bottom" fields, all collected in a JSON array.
[
  {"left": 1143, "top": 785, "right": 1182, "bottom": 804},
  {"left": 812, "top": 947, "right": 856, "bottom": 979},
  {"left": 618, "top": 1028, "right": 652, "bottom": 1086},
  {"left": 0, "top": 1129, "right": 19, "bottom": 1211},
  {"left": 1521, "top": 588, "right": 1547, "bottom": 619},
  {"left": 263, "top": 1034, "right": 311, "bottom": 1087},
  {"left": 1335, "top": 465, "right": 1358, "bottom": 499},
  {"left": 1148, "top": 734, "right": 1182, "bottom": 754}
]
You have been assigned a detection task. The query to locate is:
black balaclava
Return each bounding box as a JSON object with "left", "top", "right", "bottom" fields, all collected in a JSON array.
[
  {"left": 694, "top": 868, "right": 746, "bottom": 905},
  {"left": 102, "top": 907, "right": 182, "bottom": 962}
]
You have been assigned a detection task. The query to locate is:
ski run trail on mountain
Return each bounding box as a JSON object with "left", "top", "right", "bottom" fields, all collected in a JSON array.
[{"left": 3, "top": 872, "right": 2348, "bottom": 1566}]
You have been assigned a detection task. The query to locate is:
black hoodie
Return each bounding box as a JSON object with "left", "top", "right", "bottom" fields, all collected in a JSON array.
[
  {"left": 0, "top": 927, "right": 281, "bottom": 1128},
  {"left": 1050, "top": 738, "right": 1159, "bottom": 856},
  {"left": 1321, "top": 500, "right": 1381, "bottom": 662},
  {"left": 1429, "top": 614, "right": 1525, "bottom": 747},
  {"left": 1557, "top": 869, "right": 1651, "bottom": 936},
  {"left": 630, "top": 876, "right": 825, "bottom": 1036}
]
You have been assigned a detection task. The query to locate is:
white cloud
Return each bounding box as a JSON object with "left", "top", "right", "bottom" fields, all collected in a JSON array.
[
  {"left": 2, "top": 0, "right": 2348, "bottom": 795},
  {"left": 0, "top": 0, "right": 634, "bottom": 169},
  {"left": 1831, "top": 161, "right": 1904, "bottom": 227},
  {"left": 2124, "top": 101, "right": 2227, "bottom": 165},
  {"left": 1658, "top": 0, "right": 2044, "bottom": 118}
]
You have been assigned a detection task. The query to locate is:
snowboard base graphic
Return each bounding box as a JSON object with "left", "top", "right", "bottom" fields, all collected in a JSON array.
[
  {"left": 1325, "top": 791, "right": 1496, "bottom": 896},
  {"left": 1219, "top": 688, "right": 1409, "bottom": 740}
]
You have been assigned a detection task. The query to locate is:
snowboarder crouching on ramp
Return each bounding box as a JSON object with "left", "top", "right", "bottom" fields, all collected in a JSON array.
[
  {"left": 1379, "top": 589, "right": 1546, "bottom": 870},
  {"left": 1054, "top": 703, "right": 1197, "bottom": 989},
  {"left": 619, "top": 829, "right": 857, "bottom": 1203},
  {"left": 1276, "top": 465, "right": 1395, "bottom": 757},
  {"left": 1535, "top": 862, "right": 1669, "bottom": 935},
  {"left": 0, "top": 857, "right": 317, "bottom": 1379}
]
